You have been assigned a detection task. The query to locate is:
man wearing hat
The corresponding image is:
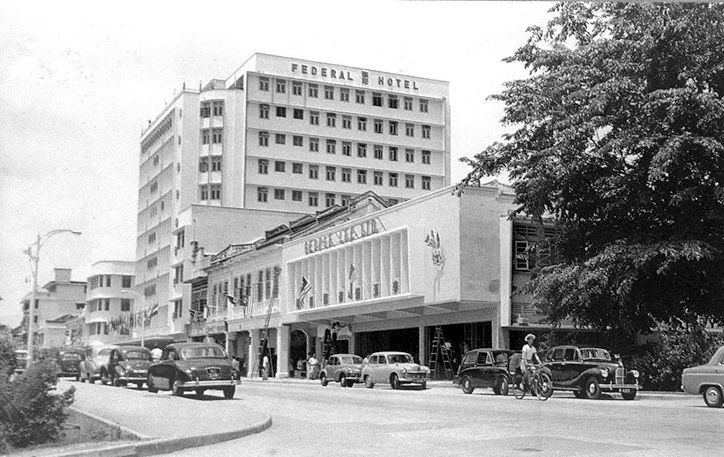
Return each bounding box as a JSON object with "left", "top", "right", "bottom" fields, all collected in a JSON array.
[{"left": 521, "top": 333, "right": 540, "bottom": 386}]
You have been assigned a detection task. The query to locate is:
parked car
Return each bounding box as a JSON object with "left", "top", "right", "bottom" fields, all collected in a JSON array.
[
  {"left": 544, "top": 345, "right": 640, "bottom": 400},
  {"left": 13, "top": 350, "right": 28, "bottom": 375},
  {"left": 361, "top": 351, "right": 429, "bottom": 390},
  {"left": 104, "top": 346, "right": 153, "bottom": 389},
  {"left": 146, "top": 342, "right": 239, "bottom": 399},
  {"left": 681, "top": 345, "right": 724, "bottom": 408},
  {"left": 454, "top": 349, "right": 514, "bottom": 395},
  {"left": 320, "top": 353, "right": 364, "bottom": 387},
  {"left": 57, "top": 347, "right": 86, "bottom": 380},
  {"left": 79, "top": 345, "right": 114, "bottom": 384}
]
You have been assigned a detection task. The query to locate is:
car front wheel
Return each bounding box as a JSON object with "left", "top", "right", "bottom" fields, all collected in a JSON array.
[
  {"left": 320, "top": 374, "right": 328, "bottom": 387},
  {"left": 147, "top": 375, "right": 158, "bottom": 393},
  {"left": 496, "top": 376, "right": 509, "bottom": 396},
  {"left": 704, "top": 386, "right": 723, "bottom": 408},
  {"left": 461, "top": 376, "right": 474, "bottom": 395},
  {"left": 172, "top": 378, "right": 184, "bottom": 396},
  {"left": 390, "top": 374, "right": 400, "bottom": 390},
  {"left": 365, "top": 376, "right": 374, "bottom": 389},
  {"left": 583, "top": 377, "right": 601, "bottom": 400},
  {"left": 339, "top": 374, "right": 347, "bottom": 388},
  {"left": 621, "top": 390, "right": 637, "bottom": 401},
  {"left": 223, "top": 386, "right": 235, "bottom": 399}
]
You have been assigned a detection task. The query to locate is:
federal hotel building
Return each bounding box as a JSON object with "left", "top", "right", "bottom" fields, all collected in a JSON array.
[{"left": 134, "top": 53, "right": 450, "bottom": 342}]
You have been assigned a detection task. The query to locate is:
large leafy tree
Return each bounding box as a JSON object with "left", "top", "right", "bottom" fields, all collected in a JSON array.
[{"left": 460, "top": 2, "right": 724, "bottom": 337}]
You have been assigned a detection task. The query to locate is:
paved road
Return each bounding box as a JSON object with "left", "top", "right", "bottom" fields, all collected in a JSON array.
[{"left": 134, "top": 379, "right": 723, "bottom": 457}]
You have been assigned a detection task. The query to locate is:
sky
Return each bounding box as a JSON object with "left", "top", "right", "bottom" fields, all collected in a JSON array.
[{"left": 0, "top": 0, "right": 554, "bottom": 328}]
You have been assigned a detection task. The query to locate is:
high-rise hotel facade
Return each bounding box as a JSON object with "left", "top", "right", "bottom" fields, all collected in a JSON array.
[{"left": 136, "top": 53, "right": 450, "bottom": 341}]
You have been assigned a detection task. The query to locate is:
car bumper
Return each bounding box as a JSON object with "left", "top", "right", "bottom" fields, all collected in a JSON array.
[
  {"left": 119, "top": 375, "right": 147, "bottom": 382},
  {"left": 179, "top": 379, "right": 241, "bottom": 388},
  {"left": 400, "top": 374, "right": 428, "bottom": 383},
  {"left": 600, "top": 382, "right": 640, "bottom": 392}
]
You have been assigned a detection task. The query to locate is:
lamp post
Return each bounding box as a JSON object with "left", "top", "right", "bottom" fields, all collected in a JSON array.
[
  {"left": 120, "top": 289, "right": 146, "bottom": 347},
  {"left": 24, "top": 229, "right": 82, "bottom": 362}
]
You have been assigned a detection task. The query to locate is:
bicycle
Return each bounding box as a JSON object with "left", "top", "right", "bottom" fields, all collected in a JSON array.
[{"left": 513, "top": 364, "right": 553, "bottom": 401}]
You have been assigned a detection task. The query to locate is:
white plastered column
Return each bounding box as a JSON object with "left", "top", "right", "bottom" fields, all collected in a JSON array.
[{"left": 276, "top": 325, "right": 290, "bottom": 378}]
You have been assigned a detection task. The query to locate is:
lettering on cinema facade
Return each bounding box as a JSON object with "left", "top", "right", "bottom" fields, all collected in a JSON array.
[
  {"left": 304, "top": 219, "right": 382, "bottom": 255},
  {"left": 291, "top": 63, "right": 420, "bottom": 90}
]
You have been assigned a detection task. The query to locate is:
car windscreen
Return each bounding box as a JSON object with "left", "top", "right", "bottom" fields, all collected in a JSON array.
[
  {"left": 339, "top": 356, "right": 363, "bottom": 364},
  {"left": 580, "top": 348, "right": 611, "bottom": 361},
  {"left": 61, "top": 353, "right": 82, "bottom": 360},
  {"left": 180, "top": 346, "right": 226, "bottom": 359},
  {"left": 98, "top": 349, "right": 112, "bottom": 356},
  {"left": 388, "top": 354, "right": 413, "bottom": 364},
  {"left": 125, "top": 351, "right": 151, "bottom": 360}
]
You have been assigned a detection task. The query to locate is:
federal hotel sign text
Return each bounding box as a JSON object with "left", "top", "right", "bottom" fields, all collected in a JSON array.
[
  {"left": 291, "top": 63, "right": 420, "bottom": 91},
  {"left": 304, "top": 219, "right": 382, "bottom": 255}
]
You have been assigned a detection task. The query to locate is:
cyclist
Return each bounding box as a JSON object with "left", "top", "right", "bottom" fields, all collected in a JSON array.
[{"left": 520, "top": 333, "right": 541, "bottom": 387}]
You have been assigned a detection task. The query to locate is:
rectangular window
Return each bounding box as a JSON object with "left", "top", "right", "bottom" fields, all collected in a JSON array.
[
  {"left": 212, "top": 129, "right": 223, "bottom": 143},
  {"left": 292, "top": 81, "right": 302, "bottom": 95},
  {"left": 293, "top": 108, "right": 304, "bottom": 119},
  {"left": 276, "top": 79, "right": 286, "bottom": 93},
  {"left": 326, "top": 166, "right": 336, "bottom": 181},
  {"left": 325, "top": 193, "right": 335, "bottom": 207},
  {"left": 357, "top": 117, "right": 367, "bottom": 131},
  {"left": 372, "top": 92, "right": 383, "bottom": 107},
  {"left": 341, "top": 168, "right": 351, "bottom": 182},
  {"left": 200, "top": 103, "right": 211, "bottom": 118},
  {"left": 342, "top": 142, "right": 351, "bottom": 156},
  {"left": 259, "top": 131, "right": 269, "bottom": 146},
  {"left": 310, "top": 111, "right": 319, "bottom": 125},
  {"left": 202, "top": 130, "right": 210, "bottom": 144},
  {"left": 405, "top": 174, "right": 415, "bottom": 189},
  {"left": 373, "top": 145, "right": 383, "bottom": 160},
  {"left": 515, "top": 241, "right": 532, "bottom": 270},
  {"left": 259, "top": 104, "right": 269, "bottom": 119},
  {"left": 422, "top": 125, "right": 431, "bottom": 139},
  {"left": 342, "top": 115, "right": 351, "bottom": 129},
  {"left": 327, "top": 113, "right": 336, "bottom": 127},
  {"left": 257, "top": 271, "right": 264, "bottom": 300},
  {"left": 292, "top": 190, "right": 302, "bottom": 201},
  {"left": 274, "top": 188, "right": 285, "bottom": 200},
  {"left": 357, "top": 169, "right": 367, "bottom": 184},
  {"left": 405, "top": 123, "right": 415, "bottom": 137},
  {"left": 358, "top": 143, "right": 367, "bottom": 158},
  {"left": 374, "top": 119, "right": 383, "bottom": 134},
  {"left": 211, "top": 156, "right": 222, "bottom": 172},
  {"left": 199, "top": 157, "right": 209, "bottom": 172},
  {"left": 340, "top": 88, "right": 350, "bottom": 102},
  {"left": 404, "top": 97, "right": 413, "bottom": 110},
  {"left": 422, "top": 150, "right": 431, "bottom": 164},
  {"left": 210, "top": 184, "right": 221, "bottom": 200},
  {"left": 326, "top": 139, "right": 336, "bottom": 154},
  {"left": 122, "top": 276, "right": 132, "bottom": 288},
  {"left": 405, "top": 148, "right": 415, "bottom": 163},
  {"left": 275, "top": 161, "right": 286, "bottom": 172},
  {"left": 293, "top": 135, "right": 303, "bottom": 146},
  {"left": 258, "top": 159, "right": 269, "bottom": 174},
  {"left": 309, "top": 137, "right": 319, "bottom": 152},
  {"left": 389, "top": 147, "right": 398, "bottom": 161},
  {"left": 388, "top": 94, "right": 398, "bottom": 109},
  {"left": 275, "top": 133, "right": 286, "bottom": 144},
  {"left": 292, "top": 162, "right": 303, "bottom": 174},
  {"left": 276, "top": 106, "right": 287, "bottom": 117},
  {"left": 420, "top": 99, "right": 429, "bottom": 113},
  {"left": 121, "top": 299, "right": 131, "bottom": 312},
  {"left": 309, "top": 165, "right": 319, "bottom": 179},
  {"left": 257, "top": 187, "right": 268, "bottom": 202},
  {"left": 200, "top": 185, "right": 209, "bottom": 200},
  {"left": 389, "top": 173, "right": 398, "bottom": 187},
  {"left": 341, "top": 195, "right": 351, "bottom": 206},
  {"left": 308, "top": 192, "right": 319, "bottom": 206},
  {"left": 309, "top": 84, "right": 318, "bottom": 98},
  {"left": 422, "top": 176, "right": 431, "bottom": 190},
  {"left": 389, "top": 121, "right": 398, "bottom": 136},
  {"left": 259, "top": 77, "right": 269, "bottom": 91},
  {"left": 355, "top": 90, "right": 365, "bottom": 104},
  {"left": 212, "top": 102, "right": 223, "bottom": 116},
  {"left": 324, "top": 85, "right": 334, "bottom": 100},
  {"left": 373, "top": 171, "right": 383, "bottom": 185}
]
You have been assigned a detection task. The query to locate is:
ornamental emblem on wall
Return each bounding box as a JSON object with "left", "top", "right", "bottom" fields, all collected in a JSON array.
[{"left": 425, "top": 230, "right": 445, "bottom": 271}]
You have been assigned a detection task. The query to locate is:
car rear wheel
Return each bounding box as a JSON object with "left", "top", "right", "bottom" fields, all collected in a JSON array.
[
  {"left": 136, "top": 382, "right": 144, "bottom": 390},
  {"left": 365, "top": 376, "right": 374, "bottom": 389},
  {"left": 223, "top": 386, "right": 235, "bottom": 399},
  {"left": 320, "top": 374, "right": 329, "bottom": 387},
  {"left": 495, "top": 375, "right": 510, "bottom": 396},
  {"left": 419, "top": 381, "right": 427, "bottom": 390},
  {"left": 390, "top": 374, "right": 400, "bottom": 390},
  {"left": 195, "top": 389, "right": 205, "bottom": 399},
  {"left": 583, "top": 377, "right": 601, "bottom": 400},
  {"left": 461, "top": 375, "right": 474, "bottom": 394},
  {"left": 704, "top": 386, "right": 723, "bottom": 408},
  {"left": 99, "top": 371, "right": 107, "bottom": 385},
  {"left": 513, "top": 373, "right": 525, "bottom": 399},
  {"left": 112, "top": 375, "right": 121, "bottom": 387},
  {"left": 147, "top": 375, "right": 158, "bottom": 393},
  {"left": 172, "top": 379, "right": 184, "bottom": 397},
  {"left": 621, "top": 390, "right": 637, "bottom": 401}
]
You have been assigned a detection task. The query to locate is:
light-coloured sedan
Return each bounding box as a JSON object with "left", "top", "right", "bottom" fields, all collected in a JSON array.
[
  {"left": 320, "top": 354, "right": 363, "bottom": 387},
  {"left": 682, "top": 345, "right": 724, "bottom": 408},
  {"left": 361, "top": 351, "right": 429, "bottom": 390}
]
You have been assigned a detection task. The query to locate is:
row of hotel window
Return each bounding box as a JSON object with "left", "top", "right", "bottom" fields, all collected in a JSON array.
[
  {"left": 210, "top": 267, "right": 281, "bottom": 309},
  {"left": 87, "top": 298, "right": 132, "bottom": 312},
  {"left": 258, "top": 133, "right": 433, "bottom": 163},
  {"left": 88, "top": 275, "right": 133, "bottom": 289},
  {"left": 258, "top": 77, "right": 430, "bottom": 113},
  {"left": 141, "top": 114, "right": 173, "bottom": 154},
  {"left": 257, "top": 107, "right": 433, "bottom": 138},
  {"left": 200, "top": 101, "right": 224, "bottom": 118},
  {"left": 258, "top": 160, "right": 432, "bottom": 188},
  {"left": 256, "top": 188, "right": 398, "bottom": 208}
]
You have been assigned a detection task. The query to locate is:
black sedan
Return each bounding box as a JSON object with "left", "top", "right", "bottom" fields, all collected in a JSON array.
[
  {"left": 147, "top": 342, "right": 239, "bottom": 399},
  {"left": 454, "top": 349, "right": 514, "bottom": 395}
]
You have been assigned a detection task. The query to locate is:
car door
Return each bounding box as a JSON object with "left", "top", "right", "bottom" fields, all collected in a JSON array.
[
  {"left": 477, "top": 352, "right": 493, "bottom": 387},
  {"left": 548, "top": 348, "right": 566, "bottom": 382},
  {"left": 375, "top": 355, "right": 389, "bottom": 383}
]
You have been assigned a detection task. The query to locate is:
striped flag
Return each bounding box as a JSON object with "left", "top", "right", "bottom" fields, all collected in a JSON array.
[{"left": 296, "top": 276, "right": 312, "bottom": 309}]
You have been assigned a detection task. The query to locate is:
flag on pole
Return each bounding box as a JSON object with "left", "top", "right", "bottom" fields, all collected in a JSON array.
[
  {"left": 226, "top": 294, "right": 237, "bottom": 307},
  {"left": 347, "top": 264, "right": 356, "bottom": 299},
  {"left": 296, "top": 276, "right": 311, "bottom": 309},
  {"left": 147, "top": 303, "right": 159, "bottom": 319}
]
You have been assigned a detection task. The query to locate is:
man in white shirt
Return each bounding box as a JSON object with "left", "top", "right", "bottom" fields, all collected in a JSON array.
[
  {"left": 520, "top": 333, "right": 539, "bottom": 387},
  {"left": 151, "top": 344, "right": 162, "bottom": 361}
]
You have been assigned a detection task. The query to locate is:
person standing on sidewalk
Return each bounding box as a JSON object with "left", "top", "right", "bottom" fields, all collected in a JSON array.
[{"left": 262, "top": 353, "right": 270, "bottom": 380}]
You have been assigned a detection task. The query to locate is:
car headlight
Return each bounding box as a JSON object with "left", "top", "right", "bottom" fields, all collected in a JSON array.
[
  {"left": 600, "top": 368, "right": 609, "bottom": 378},
  {"left": 631, "top": 370, "right": 639, "bottom": 378},
  {"left": 184, "top": 368, "right": 193, "bottom": 375},
  {"left": 401, "top": 368, "right": 407, "bottom": 376}
]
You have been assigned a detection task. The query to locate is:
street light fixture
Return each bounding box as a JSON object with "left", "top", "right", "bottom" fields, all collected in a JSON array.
[
  {"left": 25, "top": 229, "right": 82, "bottom": 362},
  {"left": 120, "top": 289, "right": 147, "bottom": 347}
]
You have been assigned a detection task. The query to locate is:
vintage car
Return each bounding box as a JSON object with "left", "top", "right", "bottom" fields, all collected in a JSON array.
[
  {"left": 454, "top": 349, "right": 514, "bottom": 395},
  {"left": 79, "top": 345, "right": 114, "bottom": 384},
  {"left": 544, "top": 345, "right": 640, "bottom": 400},
  {"left": 361, "top": 351, "right": 429, "bottom": 390},
  {"left": 146, "top": 342, "right": 239, "bottom": 399},
  {"left": 103, "top": 346, "right": 153, "bottom": 389},
  {"left": 681, "top": 345, "right": 724, "bottom": 408},
  {"left": 320, "top": 353, "right": 364, "bottom": 387},
  {"left": 13, "top": 350, "right": 28, "bottom": 375},
  {"left": 57, "top": 347, "right": 86, "bottom": 380}
]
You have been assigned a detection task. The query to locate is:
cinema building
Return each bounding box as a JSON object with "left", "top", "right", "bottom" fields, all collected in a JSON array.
[{"left": 185, "top": 181, "right": 558, "bottom": 378}]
